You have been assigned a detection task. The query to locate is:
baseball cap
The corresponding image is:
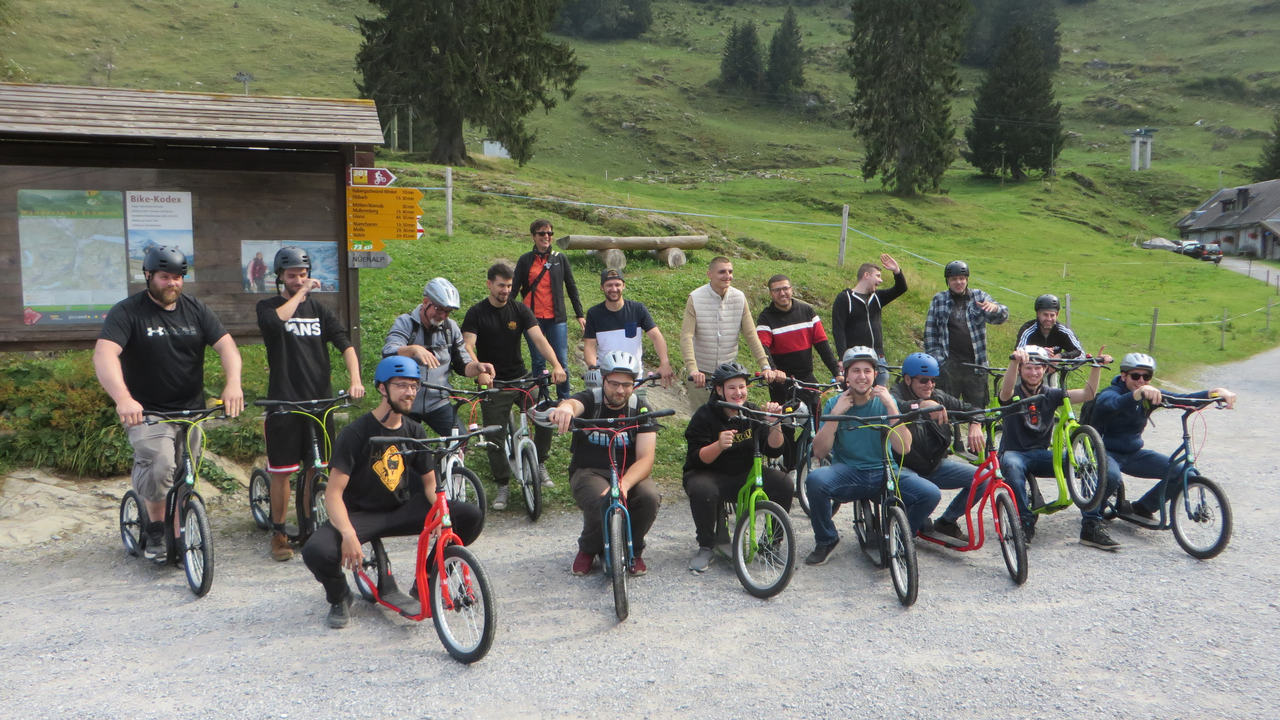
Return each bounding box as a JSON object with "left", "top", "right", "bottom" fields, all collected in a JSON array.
[{"left": 600, "top": 268, "right": 624, "bottom": 285}]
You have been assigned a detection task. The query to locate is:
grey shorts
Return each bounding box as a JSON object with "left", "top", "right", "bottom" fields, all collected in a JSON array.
[{"left": 127, "top": 419, "right": 204, "bottom": 503}]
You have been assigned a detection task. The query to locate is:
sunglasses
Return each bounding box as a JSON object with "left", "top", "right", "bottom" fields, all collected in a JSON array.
[
  {"left": 912, "top": 377, "right": 937, "bottom": 385},
  {"left": 1128, "top": 372, "right": 1153, "bottom": 382},
  {"left": 534, "top": 231, "right": 554, "bottom": 237}
]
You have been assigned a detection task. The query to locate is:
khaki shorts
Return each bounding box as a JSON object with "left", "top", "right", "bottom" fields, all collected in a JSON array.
[
  {"left": 684, "top": 377, "right": 711, "bottom": 412},
  {"left": 127, "top": 419, "right": 204, "bottom": 503}
]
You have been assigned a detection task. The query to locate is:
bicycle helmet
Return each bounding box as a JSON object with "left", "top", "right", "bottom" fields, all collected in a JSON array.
[
  {"left": 944, "top": 260, "right": 969, "bottom": 278},
  {"left": 1120, "top": 352, "right": 1156, "bottom": 374},
  {"left": 584, "top": 366, "right": 602, "bottom": 389},
  {"left": 374, "top": 356, "right": 421, "bottom": 385},
  {"left": 901, "top": 352, "right": 940, "bottom": 378},
  {"left": 143, "top": 245, "right": 188, "bottom": 276},
  {"left": 1021, "top": 345, "right": 1052, "bottom": 365},
  {"left": 1035, "top": 294, "right": 1060, "bottom": 312},
  {"left": 423, "top": 277, "right": 461, "bottom": 310},
  {"left": 841, "top": 346, "right": 879, "bottom": 370},
  {"left": 710, "top": 361, "right": 751, "bottom": 388},
  {"left": 273, "top": 246, "right": 311, "bottom": 275},
  {"left": 599, "top": 350, "right": 642, "bottom": 379}
]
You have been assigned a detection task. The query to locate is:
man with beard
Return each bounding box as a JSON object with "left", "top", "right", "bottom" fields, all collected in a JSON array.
[
  {"left": 94, "top": 245, "right": 244, "bottom": 562},
  {"left": 514, "top": 219, "right": 585, "bottom": 401},
  {"left": 923, "top": 261, "right": 1009, "bottom": 408},
  {"left": 301, "top": 357, "right": 483, "bottom": 629},
  {"left": 583, "top": 268, "right": 674, "bottom": 397},
  {"left": 831, "top": 254, "right": 906, "bottom": 386},
  {"left": 257, "top": 247, "right": 366, "bottom": 562}
]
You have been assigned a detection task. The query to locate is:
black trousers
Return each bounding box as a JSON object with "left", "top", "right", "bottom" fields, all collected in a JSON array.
[
  {"left": 479, "top": 387, "right": 553, "bottom": 484},
  {"left": 939, "top": 358, "right": 990, "bottom": 408},
  {"left": 302, "top": 494, "right": 482, "bottom": 604},
  {"left": 682, "top": 468, "right": 793, "bottom": 549}
]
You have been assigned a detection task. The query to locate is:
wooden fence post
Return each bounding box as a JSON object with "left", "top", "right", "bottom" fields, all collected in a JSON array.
[
  {"left": 1220, "top": 307, "right": 1227, "bottom": 350},
  {"left": 445, "top": 167, "right": 453, "bottom": 237},
  {"left": 1267, "top": 299, "right": 1272, "bottom": 331},
  {"left": 1148, "top": 308, "right": 1158, "bottom": 353},
  {"left": 837, "top": 205, "right": 849, "bottom": 267},
  {"left": 1064, "top": 293, "right": 1072, "bottom": 328}
]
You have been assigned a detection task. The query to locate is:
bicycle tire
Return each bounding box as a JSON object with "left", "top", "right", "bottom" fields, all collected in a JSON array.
[
  {"left": 1170, "top": 476, "right": 1232, "bottom": 560},
  {"left": 852, "top": 498, "right": 876, "bottom": 551},
  {"left": 248, "top": 468, "right": 271, "bottom": 531},
  {"left": 1065, "top": 425, "right": 1108, "bottom": 512},
  {"left": 430, "top": 544, "right": 497, "bottom": 664},
  {"left": 444, "top": 466, "right": 487, "bottom": 535},
  {"left": 119, "top": 490, "right": 147, "bottom": 557},
  {"left": 518, "top": 444, "right": 542, "bottom": 522},
  {"left": 181, "top": 496, "right": 215, "bottom": 597},
  {"left": 793, "top": 454, "right": 827, "bottom": 518},
  {"left": 609, "top": 507, "right": 629, "bottom": 621},
  {"left": 885, "top": 506, "right": 918, "bottom": 607},
  {"left": 312, "top": 475, "right": 329, "bottom": 529},
  {"left": 731, "top": 500, "right": 796, "bottom": 599},
  {"left": 294, "top": 471, "right": 328, "bottom": 544},
  {"left": 994, "top": 490, "right": 1028, "bottom": 585},
  {"left": 353, "top": 539, "right": 388, "bottom": 603}
]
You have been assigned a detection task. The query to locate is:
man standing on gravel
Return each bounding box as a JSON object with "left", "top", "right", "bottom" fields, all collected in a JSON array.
[
  {"left": 831, "top": 254, "right": 907, "bottom": 386},
  {"left": 924, "top": 260, "right": 1009, "bottom": 408},
  {"left": 514, "top": 219, "right": 585, "bottom": 401},
  {"left": 462, "top": 263, "right": 567, "bottom": 509},
  {"left": 583, "top": 267, "right": 674, "bottom": 393},
  {"left": 257, "top": 247, "right": 364, "bottom": 562},
  {"left": 93, "top": 245, "right": 244, "bottom": 562},
  {"left": 679, "top": 257, "right": 782, "bottom": 408}
]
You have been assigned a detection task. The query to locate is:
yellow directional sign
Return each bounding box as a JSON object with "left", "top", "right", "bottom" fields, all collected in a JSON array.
[{"left": 346, "top": 186, "right": 424, "bottom": 244}]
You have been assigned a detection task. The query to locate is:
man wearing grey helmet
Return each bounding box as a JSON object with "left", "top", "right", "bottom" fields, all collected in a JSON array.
[{"left": 382, "top": 277, "right": 494, "bottom": 439}]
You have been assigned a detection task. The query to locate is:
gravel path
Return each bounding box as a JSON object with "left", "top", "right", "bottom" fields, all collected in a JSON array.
[{"left": 2, "top": 351, "right": 1278, "bottom": 720}]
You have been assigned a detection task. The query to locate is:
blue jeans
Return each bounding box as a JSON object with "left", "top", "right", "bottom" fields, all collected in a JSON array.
[
  {"left": 1104, "top": 448, "right": 1188, "bottom": 515},
  {"left": 998, "top": 449, "right": 1055, "bottom": 524},
  {"left": 805, "top": 463, "right": 939, "bottom": 546},
  {"left": 921, "top": 459, "right": 981, "bottom": 523},
  {"left": 525, "top": 318, "right": 571, "bottom": 400}
]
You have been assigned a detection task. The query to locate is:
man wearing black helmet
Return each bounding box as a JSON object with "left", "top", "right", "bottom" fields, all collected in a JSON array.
[
  {"left": 1015, "top": 294, "right": 1084, "bottom": 359},
  {"left": 924, "top": 260, "right": 1009, "bottom": 407},
  {"left": 94, "top": 245, "right": 244, "bottom": 562},
  {"left": 257, "top": 247, "right": 366, "bottom": 562},
  {"left": 682, "top": 362, "right": 791, "bottom": 572}
]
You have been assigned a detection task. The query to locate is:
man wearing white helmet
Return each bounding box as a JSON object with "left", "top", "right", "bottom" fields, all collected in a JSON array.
[
  {"left": 547, "top": 351, "right": 662, "bottom": 577},
  {"left": 383, "top": 277, "right": 494, "bottom": 438},
  {"left": 998, "top": 344, "right": 1110, "bottom": 547},
  {"left": 1090, "top": 353, "right": 1236, "bottom": 526}
]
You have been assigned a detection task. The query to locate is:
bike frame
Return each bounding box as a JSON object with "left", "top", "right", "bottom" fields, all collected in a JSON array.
[
  {"left": 149, "top": 406, "right": 224, "bottom": 562},
  {"left": 1108, "top": 399, "right": 1219, "bottom": 530},
  {"left": 919, "top": 414, "right": 1018, "bottom": 552}
]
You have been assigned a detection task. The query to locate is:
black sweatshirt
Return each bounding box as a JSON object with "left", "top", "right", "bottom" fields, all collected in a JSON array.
[{"left": 831, "top": 271, "right": 907, "bottom": 356}]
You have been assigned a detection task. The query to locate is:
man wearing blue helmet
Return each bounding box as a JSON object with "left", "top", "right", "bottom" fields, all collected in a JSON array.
[
  {"left": 302, "top": 356, "right": 482, "bottom": 629},
  {"left": 889, "top": 352, "right": 986, "bottom": 543}
]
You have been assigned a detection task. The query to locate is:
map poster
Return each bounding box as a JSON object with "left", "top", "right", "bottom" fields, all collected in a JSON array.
[
  {"left": 19, "top": 189, "right": 128, "bottom": 325},
  {"left": 240, "top": 240, "right": 339, "bottom": 294},
  {"left": 126, "top": 191, "right": 195, "bottom": 282}
]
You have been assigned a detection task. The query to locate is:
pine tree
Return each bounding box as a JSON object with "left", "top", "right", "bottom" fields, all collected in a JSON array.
[
  {"left": 719, "top": 21, "right": 764, "bottom": 91},
  {"left": 557, "top": 0, "right": 652, "bottom": 40},
  {"left": 963, "top": 24, "right": 1066, "bottom": 180},
  {"left": 356, "top": 0, "right": 586, "bottom": 166},
  {"left": 765, "top": 7, "right": 805, "bottom": 97},
  {"left": 848, "top": 0, "right": 967, "bottom": 197},
  {"left": 963, "top": 0, "right": 1060, "bottom": 70},
  {"left": 1251, "top": 112, "right": 1280, "bottom": 182}
]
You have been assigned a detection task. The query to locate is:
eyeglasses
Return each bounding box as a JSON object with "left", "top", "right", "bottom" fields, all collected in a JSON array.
[
  {"left": 1128, "top": 372, "right": 1153, "bottom": 382},
  {"left": 770, "top": 286, "right": 793, "bottom": 293},
  {"left": 605, "top": 379, "right": 636, "bottom": 390},
  {"left": 534, "top": 231, "right": 554, "bottom": 237},
  {"left": 387, "top": 381, "right": 419, "bottom": 392}
]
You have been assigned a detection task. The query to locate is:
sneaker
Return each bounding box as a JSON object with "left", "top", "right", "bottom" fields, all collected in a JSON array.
[
  {"left": 805, "top": 539, "right": 839, "bottom": 566},
  {"left": 539, "top": 463, "right": 555, "bottom": 488},
  {"left": 143, "top": 522, "right": 166, "bottom": 562},
  {"left": 628, "top": 556, "right": 647, "bottom": 576},
  {"left": 492, "top": 485, "right": 510, "bottom": 511},
  {"left": 1080, "top": 522, "right": 1121, "bottom": 551},
  {"left": 572, "top": 550, "right": 595, "bottom": 576},
  {"left": 933, "top": 517, "right": 969, "bottom": 543},
  {"left": 688, "top": 546, "right": 715, "bottom": 573},
  {"left": 270, "top": 532, "right": 294, "bottom": 562},
  {"left": 327, "top": 592, "right": 353, "bottom": 629},
  {"left": 1129, "top": 501, "right": 1155, "bottom": 521},
  {"left": 918, "top": 517, "right": 934, "bottom": 536},
  {"left": 1021, "top": 518, "right": 1037, "bottom": 545}
]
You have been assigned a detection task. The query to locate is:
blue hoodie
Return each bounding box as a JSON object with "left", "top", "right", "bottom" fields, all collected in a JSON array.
[{"left": 1091, "top": 375, "right": 1209, "bottom": 454}]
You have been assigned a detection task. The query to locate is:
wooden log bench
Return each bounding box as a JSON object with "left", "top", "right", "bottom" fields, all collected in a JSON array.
[{"left": 555, "top": 234, "right": 708, "bottom": 269}]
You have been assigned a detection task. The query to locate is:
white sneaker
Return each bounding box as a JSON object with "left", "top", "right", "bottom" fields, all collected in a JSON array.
[
  {"left": 492, "top": 486, "right": 510, "bottom": 511},
  {"left": 539, "top": 463, "right": 555, "bottom": 488}
]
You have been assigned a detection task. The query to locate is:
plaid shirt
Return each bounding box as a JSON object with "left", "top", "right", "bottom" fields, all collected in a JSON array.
[{"left": 923, "top": 289, "right": 1008, "bottom": 366}]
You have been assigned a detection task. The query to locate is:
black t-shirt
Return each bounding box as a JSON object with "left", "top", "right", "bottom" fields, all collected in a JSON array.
[
  {"left": 947, "top": 292, "right": 975, "bottom": 363},
  {"left": 567, "top": 389, "right": 657, "bottom": 474},
  {"left": 331, "top": 412, "right": 436, "bottom": 513},
  {"left": 460, "top": 299, "right": 538, "bottom": 381},
  {"left": 98, "top": 291, "right": 228, "bottom": 413},
  {"left": 1000, "top": 383, "right": 1067, "bottom": 452},
  {"left": 683, "top": 401, "right": 783, "bottom": 476},
  {"left": 257, "top": 295, "right": 353, "bottom": 401}
]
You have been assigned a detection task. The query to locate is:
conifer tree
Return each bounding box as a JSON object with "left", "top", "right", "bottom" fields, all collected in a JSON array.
[
  {"left": 719, "top": 21, "right": 764, "bottom": 91},
  {"left": 557, "top": 0, "right": 652, "bottom": 40},
  {"left": 1251, "top": 112, "right": 1280, "bottom": 182},
  {"left": 963, "top": 0, "right": 1060, "bottom": 70},
  {"left": 848, "top": 0, "right": 967, "bottom": 196},
  {"left": 963, "top": 24, "right": 1066, "bottom": 180},
  {"left": 356, "top": 0, "right": 585, "bottom": 166},
  {"left": 765, "top": 7, "right": 805, "bottom": 97}
]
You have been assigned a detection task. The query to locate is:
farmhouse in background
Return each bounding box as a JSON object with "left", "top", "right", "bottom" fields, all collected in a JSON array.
[{"left": 1176, "top": 178, "right": 1280, "bottom": 259}]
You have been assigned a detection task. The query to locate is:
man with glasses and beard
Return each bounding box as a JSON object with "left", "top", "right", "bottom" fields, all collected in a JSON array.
[{"left": 94, "top": 245, "right": 245, "bottom": 562}]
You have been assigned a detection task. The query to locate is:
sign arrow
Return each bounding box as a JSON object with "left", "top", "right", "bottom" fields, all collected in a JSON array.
[
  {"left": 349, "top": 167, "right": 398, "bottom": 187},
  {"left": 348, "top": 251, "right": 393, "bottom": 269}
]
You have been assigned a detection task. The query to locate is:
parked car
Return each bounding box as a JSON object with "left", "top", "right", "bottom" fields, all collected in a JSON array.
[
  {"left": 1177, "top": 242, "right": 1205, "bottom": 259},
  {"left": 1200, "top": 243, "right": 1223, "bottom": 263}
]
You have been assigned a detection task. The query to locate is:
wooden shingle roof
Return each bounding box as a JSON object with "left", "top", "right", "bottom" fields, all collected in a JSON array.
[{"left": 0, "top": 82, "right": 384, "bottom": 146}]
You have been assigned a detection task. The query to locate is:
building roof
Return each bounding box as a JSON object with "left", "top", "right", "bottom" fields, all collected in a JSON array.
[
  {"left": 1177, "top": 178, "right": 1280, "bottom": 232},
  {"left": 0, "top": 82, "right": 385, "bottom": 146}
]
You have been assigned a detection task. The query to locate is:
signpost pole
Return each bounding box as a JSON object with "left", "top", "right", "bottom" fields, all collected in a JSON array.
[
  {"left": 837, "top": 204, "right": 848, "bottom": 267},
  {"left": 446, "top": 167, "right": 454, "bottom": 237},
  {"left": 1064, "top": 293, "right": 1072, "bottom": 328}
]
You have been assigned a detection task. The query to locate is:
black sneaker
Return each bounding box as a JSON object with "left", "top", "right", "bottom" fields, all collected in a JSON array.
[
  {"left": 327, "top": 593, "right": 354, "bottom": 629},
  {"left": 1021, "top": 517, "right": 1037, "bottom": 545},
  {"left": 143, "top": 521, "right": 166, "bottom": 562},
  {"left": 805, "top": 539, "right": 839, "bottom": 566},
  {"left": 1129, "top": 501, "right": 1155, "bottom": 521},
  {"left": 1080, "top": 522, "right": 1121, "bottom": 551},
  {"left": 933, "top": 517, "right": 969, "bottom": 543}
]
